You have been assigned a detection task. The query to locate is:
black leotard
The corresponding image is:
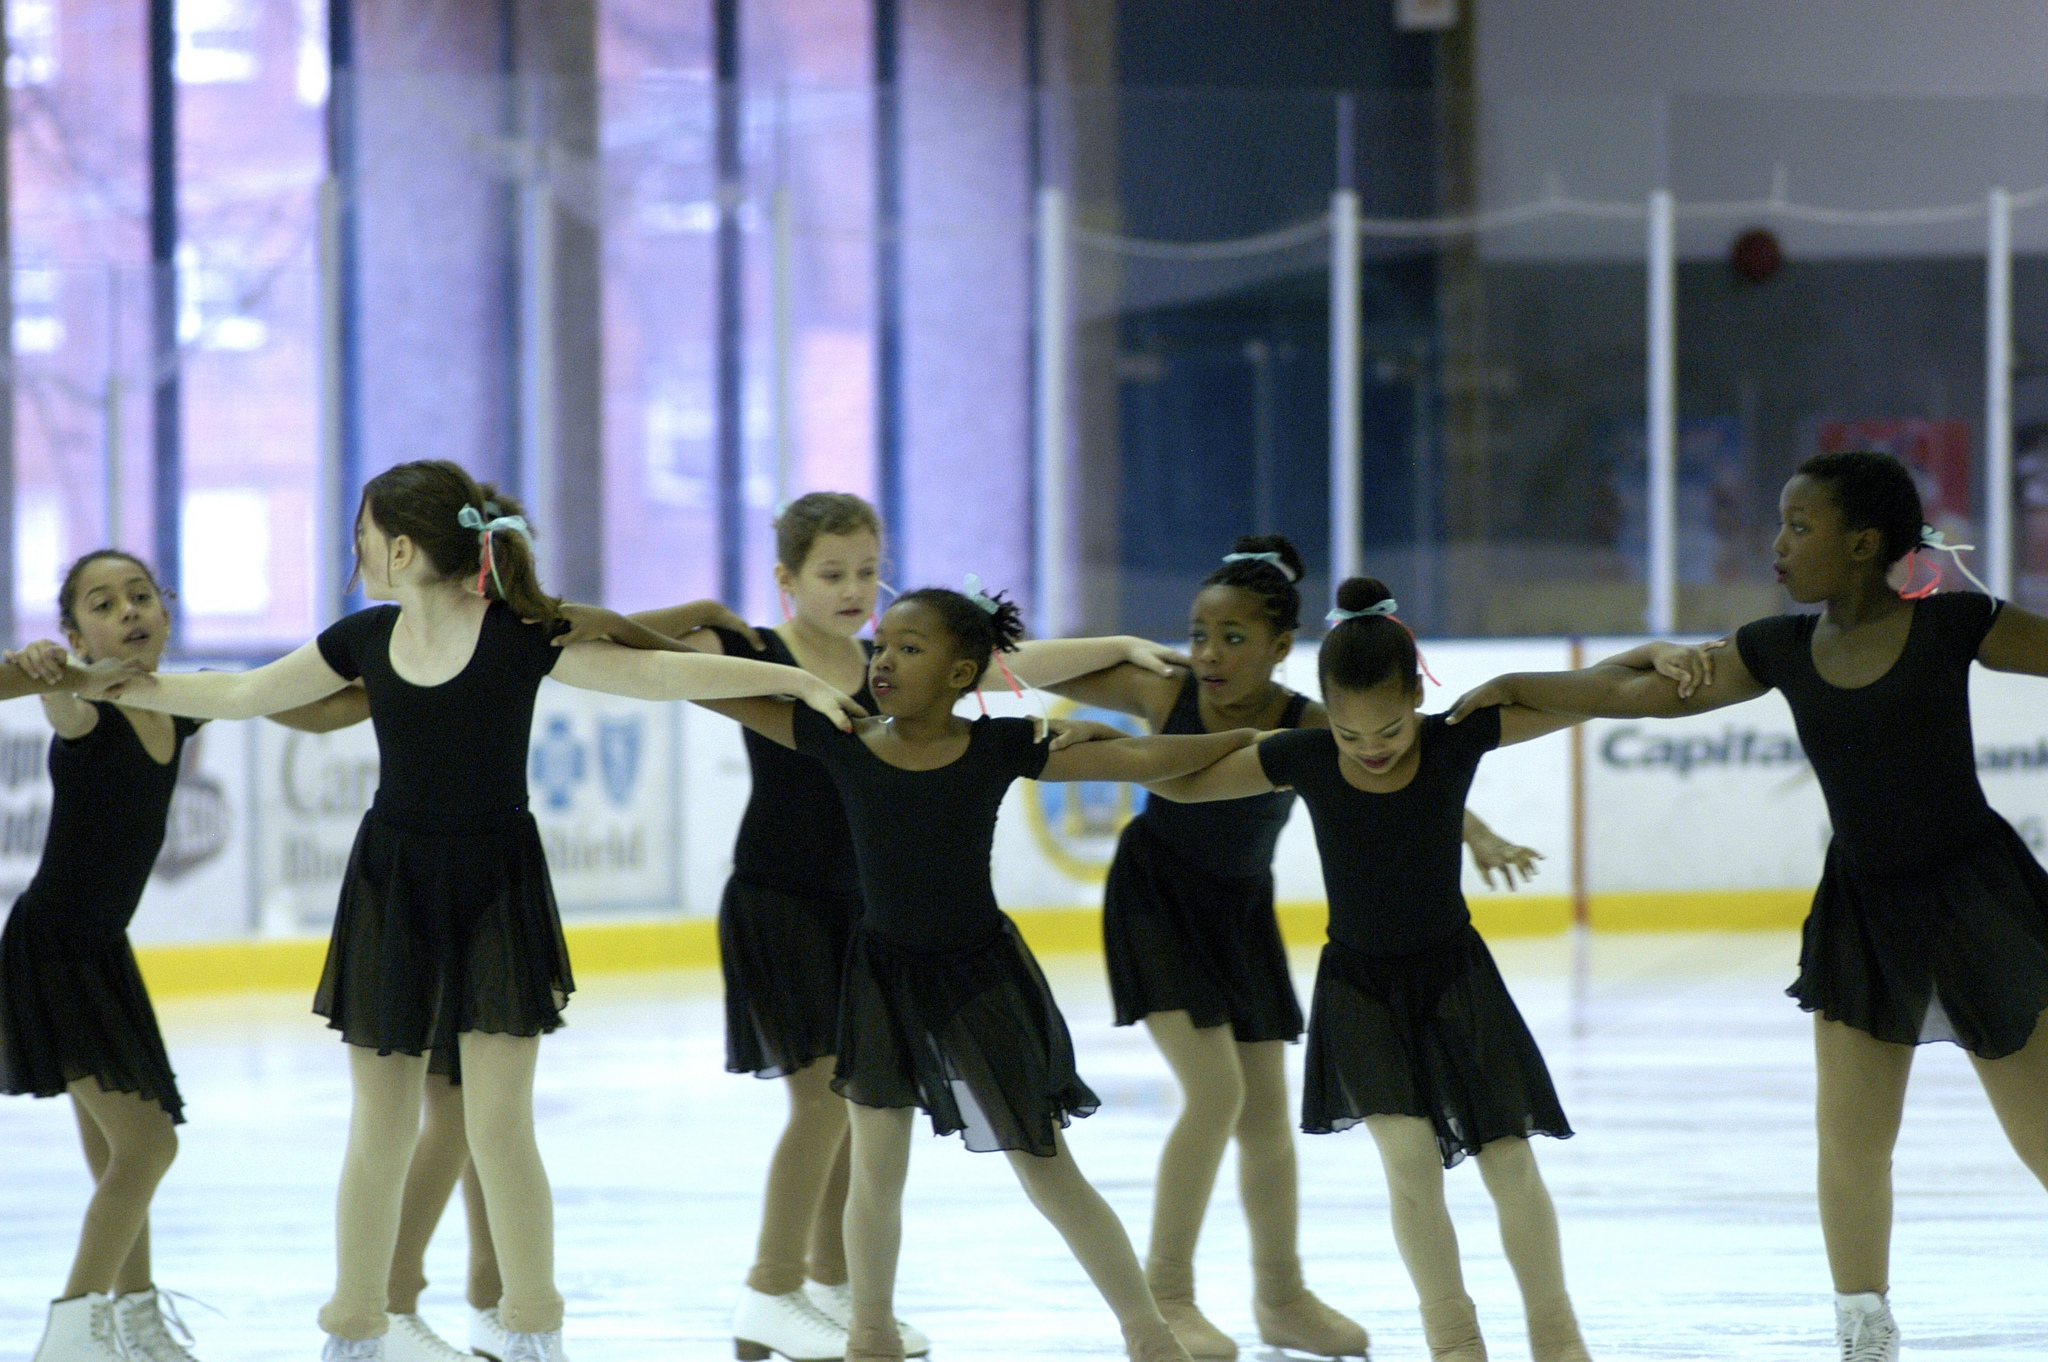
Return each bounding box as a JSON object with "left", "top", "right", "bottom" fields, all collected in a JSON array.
[
  {"left": 1129, "top": 673, "right": 1310, "bottom": 879},
  {"left": 0, "top": 705, "right": 201, "bottom": 1121},
  {"left": 712, "top": 627, "right": 874, "bottom": 899},
  {"left": 1257, "top": 707, "right": 1501, "bottom": 956},
  {"left": 1735, "top": 592, "right": 2000, "bottom": 876},
  {"left": 317, "top": 601, "right": 564, "bottom": 829},
  {"left": 23, "top": 706, "right": 201, "bottom": 929},
  {"left": 792, "top": 708, "right": 1049, "bottom": 952}
]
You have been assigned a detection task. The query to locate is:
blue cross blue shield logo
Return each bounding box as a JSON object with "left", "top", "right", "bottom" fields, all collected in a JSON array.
[
  {"left": 597, "top": 717, "right": 642, "bottom": 808},
  {"left": 530, "top": 715, "right": 585, "bottom": 810}
]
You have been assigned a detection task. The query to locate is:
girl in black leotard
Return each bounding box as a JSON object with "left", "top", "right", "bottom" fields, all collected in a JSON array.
[
  {"left": 1147, "top": 577, "right": 1591, "bottom": 1362},
  {"left": 698, "top": 583, "right": 1262, "bottom": 1362},
  {"left": 1458, "top": 450, "right": 2048, "bottom": 1362},
  {"left": 1045, "top": 534, "right": 1535, "bottom": 1361},
  {"left": 625, "top": 494, "right": 1191, "bottom": 1362},
  {"left": 89, "top": 461, "right": 865, "bottom": 1362},
  {"left": 2, "top": 551, "right": 367, "bottom": 1362}
]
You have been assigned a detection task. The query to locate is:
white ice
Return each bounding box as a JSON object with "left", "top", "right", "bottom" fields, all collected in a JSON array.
[{"left": 4, "top": 930, "right": 2046, "bottom": 1360}]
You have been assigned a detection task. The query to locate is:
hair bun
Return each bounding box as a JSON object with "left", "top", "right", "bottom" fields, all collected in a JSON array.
[{"left": 1334, "top": 576, "right": 1394, "bottom": 614}]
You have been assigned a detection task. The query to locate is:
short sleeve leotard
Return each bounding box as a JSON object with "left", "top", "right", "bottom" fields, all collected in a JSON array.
[
  {"left": 0, "top": 705, "right": 203, "bottom": 1122},
  {"left": 1102, "top": 673, "right": 1312, "bottom": 1041},
  {"left": 710, "top": 625, "right": 876, "bottom": 1078},
  {"left": 310, "top": 600, "right": 575, "bottom": 1070},
  {"left": 1258, "top": 708, "right": 1571, "bottom": 1165},
  {"left": 791, "top": 707, "right": 1098, "bottom": 1154},
  {"left": 1735, "top": 592, "right": 2048, "bottom": 1057}
]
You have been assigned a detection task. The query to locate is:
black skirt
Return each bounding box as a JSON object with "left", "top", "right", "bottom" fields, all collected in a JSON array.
[
  {"left": 1791, "top": 815, "right": 2048, "bottom": 1060},
  {"left": 314, "top": 810, "right": 573, "bottom": 1078},
  {"left": 834, "top": 917, "right": 1100, "bottom": 1156},
  {"left": 720, "top": 876, "right": 861, "bottom": 1078},
  {"left": 1302, "top": 926, "right": 1570, "bottom": 1168},
  {"left": 1102, "top": 819, "right": 1304, "bottom": 1043},
  {"left": 0, "top": 903, "right": 185, "bottom": 1123}
]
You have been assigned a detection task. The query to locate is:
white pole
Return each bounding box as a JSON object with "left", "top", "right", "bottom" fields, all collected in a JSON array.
[
  {"left": 1646, "top": 188, "right": 1678, "bottom": 634},
  {"left": 316, "top": 176, "right": 344, "bottom": 620},
  {"left": 1034, "top": 184, "right": 1071, "bottom": 638},
  {"left": 1329, "top": 187, "right": 1361, "bottom": 592},
  {"left": 771, "top": 183, "right": 794, "bottom": 511},
  {"left": 518, "top": 176, "right": 557, "bottom": 576},
  {"left": 1987, "top": 185, "right": 2015, "bottom": 598}
]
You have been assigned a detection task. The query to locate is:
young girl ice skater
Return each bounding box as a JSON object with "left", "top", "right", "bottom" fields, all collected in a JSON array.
[
  {"left": 1451, "top": 449, "right": 2048, "bottom": 1362},
  {"left": 624, "top": 493, "right": 1191, "bottom": 1362},
  {"left": 1043, "top": 535, "right": 1537, "bottom": 1360},
  {"left": 3, "top": 551, "right": 370, "bottom": 1362},
  {"left": 86, "top": 460, "right": 866, "bottom": 1362},
  {"left": 1144, "top": 576, "right": 1591, "bottom": 1362},
  {"left": 697, "top": 582, "right": 1265, "bottom": 1362}
]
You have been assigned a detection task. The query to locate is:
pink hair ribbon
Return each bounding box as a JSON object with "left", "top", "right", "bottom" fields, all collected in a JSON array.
[{"left": 457, "top": 504, "right": 530, "bottom": 600}]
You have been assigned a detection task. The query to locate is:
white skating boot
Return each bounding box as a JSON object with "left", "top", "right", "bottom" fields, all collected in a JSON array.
[
  {"left": 115, "top": 1289, "right": 204, "bottom": 1362},
  {"left": 733, "top": 1286, "right": 848, "bottom": 1361},
  {"left": 805, "top": 1281, "right": 929, "bottom": 1358},
  {"left": 1835, "top": 1293, "right": 1898, "bottom": 1362},
  {"left": 468, "top": 1308, "right": 512, "bottom": 1362},
  {"left": 497, "top": 1331, "right": 565, "bottom": 1362},
  {"left": 32, "top": 1294, "right": 127, "bottom": 1362},
  {"left": 321, "top": 1336, "right": 384, "bottom": 1362},
  {"left": 381, "top": 1314, "right": 470, "bottom": 1362}
]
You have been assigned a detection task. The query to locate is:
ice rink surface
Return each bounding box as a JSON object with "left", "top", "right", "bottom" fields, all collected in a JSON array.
[{"left": 5, "top": 929, "right": 2047, "bottom": 1361}]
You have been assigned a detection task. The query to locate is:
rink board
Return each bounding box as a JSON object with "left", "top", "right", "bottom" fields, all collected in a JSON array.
[{"left": 3, "top": 636, "right": 2047, "bottom": 994}]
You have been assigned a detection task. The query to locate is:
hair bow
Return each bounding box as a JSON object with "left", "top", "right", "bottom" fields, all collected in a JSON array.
[
  {"left": 1900, "top": 524, "right": 1992, "bottom": 600},
  {"left": 457, "top": 503, "right": 531, "bottom": 599},
  {"left": 1222, "top": 550, "right": 1299, "bottom": 583},
  {"left": 1324, "top": 599, "right": 1399, "bottom": 624},
  {"left": 963, "top": 573, "right": 1001, "bottom": 614}
]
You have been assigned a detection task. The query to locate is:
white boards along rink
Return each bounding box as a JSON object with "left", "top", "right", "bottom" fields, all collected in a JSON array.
[{"left": 8, "top": 633, "right": 2048, "bottom": 949}]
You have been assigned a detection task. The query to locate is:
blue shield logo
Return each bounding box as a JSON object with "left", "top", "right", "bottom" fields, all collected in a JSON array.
[
  {"left": 530, "top": 715, "right": 586, "bottom": 810},
  {"left": 597, "top": 717, "right": 642, "bottom": 808}
]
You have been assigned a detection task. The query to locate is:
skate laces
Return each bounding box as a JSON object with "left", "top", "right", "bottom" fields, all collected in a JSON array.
[
  {"left": 392, "top": 1313, "right": 468, "bottom": 1361},
  {"left": 1838, "top": 1303, "right": 1897, "bottom": 1362},
  {"left": 90, "top": 1297, "right": 123, "bottom": 1351}
]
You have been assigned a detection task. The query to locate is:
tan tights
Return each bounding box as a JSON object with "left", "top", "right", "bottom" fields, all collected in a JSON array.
[
  {"left": 62, "top": 1081, "right": 178, "bottom": 1299},
  {"left": 746, "top": 1057, "right": 852, "bottom": 1294},
  {"left": 319, "top": 1035, "right": 562, "bottom": 1340},
  {"left": 844, "top": 1104, "right": 1173, "bottom": 1357},
  {"left": 386, "top": 1074, "right": 503, "bottom": 1314},
  {"left": 1366, "top": 1116, "right": 1584, "bottom": 1360},
  {"left": 1816, "top": 1012, "right": 2048, "bottom": 1294},
  {"left": 1142, "top": 1012, "right": 1304, "bottom": 1301}
]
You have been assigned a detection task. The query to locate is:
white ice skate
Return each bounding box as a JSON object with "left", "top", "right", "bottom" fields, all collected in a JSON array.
[
  {"left": 733, "top": 1286, "right": 849, "bottom": 1361},
  {"left": 321, "top": 1335, "right": 384, "bottom": 1362},
  {"left": 497, "top": 1330, "right": 566, "bottom": 1362},
  {"left": 31, "top": 1294, "right": 127, "bottom": 1362},
  {"left": 115, "top": 1290, "right": 205, "bottom": 1362},
  {"left": 382, "top": 1314, "right": 471, "bottom": 1362},
  {"left": 1835, "top": 1293, "right": 1899, "bottom": 1362},
  {"left": 804, "top": 1281, "right": 929, "bottom": 1358},
  {"left": 468, "top": 1308, "right": 512, "bottom": 1362}
]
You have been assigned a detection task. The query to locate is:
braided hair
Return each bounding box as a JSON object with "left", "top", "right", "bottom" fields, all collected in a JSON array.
[
  {"left": 890, "top": 585, "right": 1025, "bottom": 692},
  {"left": 1200, "top": 533, "right": 1305, "bottom": 634}
]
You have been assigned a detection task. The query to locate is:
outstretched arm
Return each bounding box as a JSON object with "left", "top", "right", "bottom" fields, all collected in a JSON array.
[
  {"left": 1037, "top": 661, "right": 1182, "bottom": 726},
  {"left": 267, "top": 682, "right": 371, "bottom": 733},
  {"left": 547, "top": 602, "right": 717, "bottom": 654},
  {"left": 550, "top": 640, "right": 863, "bottom": 729},
  {"left": 1141, "top": 743, "right": 1277, "bottom": 803},
  {"left": 624, "top": 599, "right": 763, "bottom": 651},
  {"left": 85, "top": 641, "right": 350, "bottom": 719},
  {"left": 1008, "top": 636, "right": 1189, "bottom": 690},
  {"left": 1448, "top": 633, "right": 1764, "bottom": 724},
  {"left": 692, "top": 695, "right": 801, "bottom": 749},
  {"left": 1038, "top": 727, "right": 1258, "bottom": 785},
  {"left": 1463, "top": 809, "right": 1544, "bottom": 891},
  {"left": 1977, "top": 603, "right": 2048, "bottom": 678}
]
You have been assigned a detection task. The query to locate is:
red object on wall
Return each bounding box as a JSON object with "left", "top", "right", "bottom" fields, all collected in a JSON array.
[{"left": 1814, "top": 419, "right": 1972, "bottom": 526}]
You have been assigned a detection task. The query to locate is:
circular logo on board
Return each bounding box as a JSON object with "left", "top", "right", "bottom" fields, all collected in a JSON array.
[{"left": 1023, "top": 699, "right": 1148, "bottom": 883}]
